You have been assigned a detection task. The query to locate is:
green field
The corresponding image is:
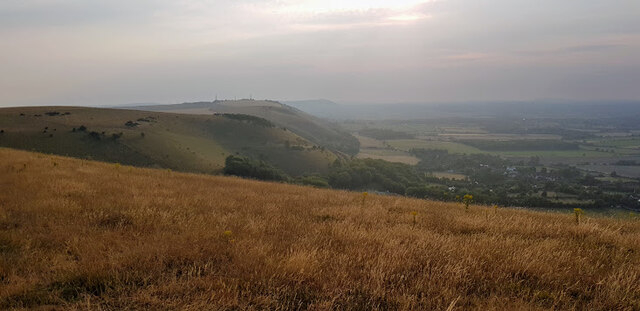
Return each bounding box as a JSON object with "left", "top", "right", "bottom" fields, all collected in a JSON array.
[
  {"left": 588, "top": 137, "right": 640, "bottom": 149},
  {"left": 384, "top": 138, "right": 636, "bottom": 160},
  {"left": 438, "top": 133, "right": 562, "bottom": 141},
  {"left": 387, "top": 139, "right": 485, "bottom": 154},
  {"left": 356, "top": 150, "right": 420, "bottom": 165},
  {"left": 495, "top": 149, "right": 618, "bottom": 158},
  {"left": 353, "top": 135, "right": 420, "bottom": 165}
]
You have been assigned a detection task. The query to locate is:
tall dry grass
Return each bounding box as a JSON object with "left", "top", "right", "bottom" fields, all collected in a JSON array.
[{"left": 0, "top": 147, "right": 639, "bottom": 310}]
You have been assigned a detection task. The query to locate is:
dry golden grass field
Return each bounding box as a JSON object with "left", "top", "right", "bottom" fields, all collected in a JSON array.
[{"left": 1, "top": 147, "right": 640, "bottom": 310}]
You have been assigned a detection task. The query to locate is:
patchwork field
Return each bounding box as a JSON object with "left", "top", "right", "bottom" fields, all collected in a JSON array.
[
  {"left": 355, "top": 151, "right": 421, "bottom": 165},
  {"left": 386, "top": 139, "right": 485, "bottom": 154},
  {"left": 437, "top": 133, "right": 562, "bottom": 141},
  {"left": 1, "top": 148, "right": 640, "bottom": 310},
  {"left": 354, "top": 135, "right": 420, "bottom": 165},
  {"left": 343, "top": 120, "right": 640, "bottom": 170}
]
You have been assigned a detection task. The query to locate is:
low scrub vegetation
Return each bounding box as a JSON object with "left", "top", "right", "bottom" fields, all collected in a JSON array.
[
  {"left": 223, "top": 155, "right": 289, "bottom": 181},
  {"left": 1, "top": 148, "right": 639, "bottom": 309},
  {"left": 216, "top": 113, "right": 275, "bottom": 128}
]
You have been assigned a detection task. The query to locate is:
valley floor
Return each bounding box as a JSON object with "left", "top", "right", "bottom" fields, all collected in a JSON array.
[{"left": 1, "top": 148, "right": 639, "bottom": 310}]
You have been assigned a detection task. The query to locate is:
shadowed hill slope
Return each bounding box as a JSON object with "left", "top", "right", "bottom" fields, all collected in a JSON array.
[
  {"left": 1, "top": 148, "right": 639, "bottom": 310},
  {"left": 136, "top": 99, "right": 360, "bottom": 156},
  {"left": 0, "top": 106, "right": 337, "bottom": 175}
]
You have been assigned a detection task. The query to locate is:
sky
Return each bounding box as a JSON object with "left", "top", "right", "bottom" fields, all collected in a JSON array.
[{"left": 1, "top": 0, "right": 639, "bottom": 107}]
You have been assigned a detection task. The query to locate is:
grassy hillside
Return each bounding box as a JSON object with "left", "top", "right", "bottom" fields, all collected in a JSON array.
[
  {"left": 138, "top": 100, "right": 360, "bottom": 156},
  {"left": 1, "top": 148, "right": 639, "bottom": 310},
  {"left": 0, "top": 106, "right": 337, "bottom": 175}
]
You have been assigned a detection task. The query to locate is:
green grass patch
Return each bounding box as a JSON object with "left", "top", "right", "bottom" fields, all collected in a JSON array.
[{"left": 387, "top": 139, "right": 485, "bottom": 154}]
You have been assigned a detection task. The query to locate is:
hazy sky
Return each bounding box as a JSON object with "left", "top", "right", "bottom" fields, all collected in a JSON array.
[{"left": 1, "top": 0, "right": 639, "bottom": 106}]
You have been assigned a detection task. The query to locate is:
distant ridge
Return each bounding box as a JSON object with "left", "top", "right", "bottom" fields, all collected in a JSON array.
[
  {"left": 134, "top": 99, "right": 360, "bottom": 156},
  {"left": 0, "top": 106, "right": 339, "bottom": 175}
]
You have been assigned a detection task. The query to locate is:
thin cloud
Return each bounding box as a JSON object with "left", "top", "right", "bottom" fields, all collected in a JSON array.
[
  {"left": 0, "top": 0, "right": 639, "bottom": 106},
  {"left": 561, "top": 44, "right": 622, "bottom": 53},
  {"left": 516, "top": 43, "right": 626, "bottom": 57}
]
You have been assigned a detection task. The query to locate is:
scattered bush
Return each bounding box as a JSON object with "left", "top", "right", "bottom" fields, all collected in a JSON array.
[
  {"left": 217, "top": 113, "right": 275, "bottom": 128},
  {"left": 223, "top": 155, "right": 289, "bottom": 182},
  {"left": 460, "top": 140, "right": 580, "bottom": 151},
  {"left": 328, "top": 158, "right": 420, "bottom": 194},
  {"left": 300, "top": 175, "right": 330, "bottom": 188},
  {"left": 88, "top": 131, "right": 101, "bottom": 140}
]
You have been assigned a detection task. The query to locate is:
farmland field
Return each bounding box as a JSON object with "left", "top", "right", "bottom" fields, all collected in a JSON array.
[
  {"left": 438, "top": 133, "right": 562, "bottom": 141},
  {"left": 387, "top": 139, "right": 485, "bottom": 154},
  {"left": 579, "top": 164, "right": 640, "bottom": 178},
  {"left": 356, "top": 147, "right": 420, "bottom": 165},
  {"left": 354, "top": 135, "right": 421, "bottom": 165}
]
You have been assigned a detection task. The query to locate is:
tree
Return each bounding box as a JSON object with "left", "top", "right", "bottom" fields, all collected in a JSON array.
[{"left": 223, "top": 155, "right": 289, "bottom": 182}]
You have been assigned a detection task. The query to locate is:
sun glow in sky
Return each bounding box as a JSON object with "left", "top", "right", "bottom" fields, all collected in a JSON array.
[
  {"left": 0, "top": 0, "right": 639, "bottom": 106},
  {"left": 273, "top": 0, "right": 434, "bottom": 13}
]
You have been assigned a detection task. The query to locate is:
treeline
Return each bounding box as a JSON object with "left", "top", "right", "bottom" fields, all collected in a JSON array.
[
  {"left": 459, "top": 139, "right": 579, "bottom": 151},
  {"left": 326, "top": 158, "right": 422, "bottom": 194},
  {"left": 223, "top": 155, "right": 289, "bottom": 182},
  {"left": 223, "top": 151, "right": 640, "bottom": 211},
  {"left": 411, "top": 149, "right": 507, "bottom": 172},
  {"left": 217, "top": 113, "right": 275, "bottom": 128},
  {"left": 224, "top": 155, "right": 421, "bottom": 194},
  {"left": 482, "top": 123, "right": 595, "bottom": 140}
]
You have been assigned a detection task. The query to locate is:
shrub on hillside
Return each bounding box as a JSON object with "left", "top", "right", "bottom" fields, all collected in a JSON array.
[
  {"left": 218, "top": 114, "right": 275, "bottom": 128},
  {"left": 328, "top": 158, "right": 420, "bottom": 194},
  {"left": 88, "top": 131, "right": 101, "bottom": 140},
  {"left": 299, "top": 175, "right": 330, "bottom": 188},
  {"left": 223, "top": 155, "right": 289, "bottom": 182}
]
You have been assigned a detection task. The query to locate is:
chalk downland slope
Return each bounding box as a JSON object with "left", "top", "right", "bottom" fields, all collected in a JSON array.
[
  {"left": 138, "top": 100, "right": 360, "bottom": 156},
  {"left": 0, "top": 106, "right": 337, "bottom": 175},
  {"left": 1, "top": 148, "right": 639, "bottom": 310}
]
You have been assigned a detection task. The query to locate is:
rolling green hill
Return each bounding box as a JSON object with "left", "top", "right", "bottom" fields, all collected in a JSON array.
[
  {"left": 0, "top": 106, "right": 337, "bottom": 175},
  {"left": 136, "top": 99, "right": 360, "bottom": 156}
]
